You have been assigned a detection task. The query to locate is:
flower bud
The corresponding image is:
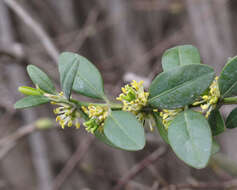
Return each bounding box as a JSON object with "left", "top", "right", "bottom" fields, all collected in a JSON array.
[{"left": 18, "top": 86, "right": 42, "bottom": 96}]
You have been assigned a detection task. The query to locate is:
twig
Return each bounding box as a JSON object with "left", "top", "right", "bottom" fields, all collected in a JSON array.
[
  {"left": 0, "top": 123, "right": 35, "bottom": 146},
  {"left": 66, "top": 8, "right": 100, "bottom": 51},
  {"left": 52, "top": 135, "right": 95, "bottom": 190},
  {"left": 0, "top": 122, "right": 55, "bottom": 159},
  {"left": 0, "top": 43, "right": 25, "bottom": 60},
  {"left": 3, "top": 0, "right": 59, "bottom": 63},
  {"left": 113, "top": 146, "right": 167, "bottom": 190}
]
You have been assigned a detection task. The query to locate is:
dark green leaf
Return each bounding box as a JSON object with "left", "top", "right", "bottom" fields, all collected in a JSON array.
[
  {"left": 208, "top": 109, "right": 225, "bottom": 136},
  {"left": 168, "top": 110, "right": 212, "bottom": 169},
  {"left": 148, "top": 64, "right": 215, "bottom": 109},
  {"left": 59, "top": 52, "right": 80, "bottom": 99},
  {"left": 211, "top": 139, "right": 220, "bottom": 155},
  {"left": 162, "top": 45, "right": 201, "bottom": 71},
  {"left": 104, "top": 111, "right": 145, "bottom": 151},
  {"left": 14, "top": 96, "right": 49, "bottom": 109},
  {"left": 72, "top": 54, "right": 105, "bottom": 99},
  {"left": 27, "top": 65, "right": 56, "bottom": 94},
  {"left": 219, "top": 56, "right": 237, "bottom": 98},
  {"left": 226, "top": 107, "right": 237, "bottom": 129},
  {"left": 153, "top": 112, "right": 169, "bottom": 144}
]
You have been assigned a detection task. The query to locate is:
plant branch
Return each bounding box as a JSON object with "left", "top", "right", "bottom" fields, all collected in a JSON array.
[
  {"left": 52, "top": 135, "right": 94, "bottom": 190},
  {"left": 3, "top": 0, "right": 59, "bottom": 63},
  {"left": 113, "top": 146, "right": 167, "bottom": 190}
]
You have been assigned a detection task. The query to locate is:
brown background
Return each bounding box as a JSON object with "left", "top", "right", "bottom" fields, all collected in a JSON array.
[{"left": 0, "top": 0, "right": 237, "bottom": 190}]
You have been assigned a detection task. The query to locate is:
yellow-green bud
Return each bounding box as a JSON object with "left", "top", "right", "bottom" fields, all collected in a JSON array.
[
  {"left": 35, "top": 118, "right": 54, "bottom": 130},
  {"left": 18, "top": 86, "right": 42, "bottom": 96}
]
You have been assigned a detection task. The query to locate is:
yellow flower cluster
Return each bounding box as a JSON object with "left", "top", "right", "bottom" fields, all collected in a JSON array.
[
  {"left": 54, "top": 105, "right": 81, "bottom": 129},
  {"left": 45, "top": 92, "right": 81, "bottom": 129},
  {"left": 193, "top": 77, "right": 220, "bottom": 118},
  {"left": 82, "top": 105, "right": 108, "bottom": 134},
  {"left": 116, "top": 80, "right": 149, "bottom": 121},
  {"left": 160, "top": 108, "right": 183, "bottom": 130}
]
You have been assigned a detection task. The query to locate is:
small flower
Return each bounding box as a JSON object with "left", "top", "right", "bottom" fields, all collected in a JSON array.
[
  {"left": 54, "top": 105, "right": 81, "bottom": 129},
  {"left": 45, "top": 92, "right": 81, "bottom": 129},
  {"left": 116, "top": 80, "right": 149, "bottom": 121},
  {"left": 82, "top": 105, "right": 108, "bottom": 134},
  {"left": 160, "top": 108, "right": 183, "bottom": 130},
  {"left": 192, "top": 77, "right": 220, "bottom": 118}
]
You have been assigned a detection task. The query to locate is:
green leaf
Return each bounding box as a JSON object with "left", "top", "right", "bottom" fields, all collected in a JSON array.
[
  {"left": 27, "top": 65, "right": 56, "bottom": 94},
  {"left": 226, "top": 107, "right": 237, "bottom": 129},
  {"left": 211, "top": 139, "right": 220, "bottom": 155},
  {"left": 94, "top": 130, "right": 117, "bottom": 148},
  {"left": 148, "top": 64, "right": 215, "bottom": 109},
  {"left": 162, "top": 45, "right": 201, "bottom": 72},
  {"left": 59, "top": 52, "right": 80, "bottom": 99},
  {"left": 14, "top": 96, "right": 49, "bottom": 109},
  {"left": 153, "top": 112, "right": 169, "bottom": 144},
  {"left": 104, "top": 111, "right": 145, "bottom": 151},
  {"left": 168, "top": 110, "right": 212, "bottom": 169},
  {"left": 219, "top": 56, "right": 237, "bottom": 98},
  {"left": 208, "top": 109, "right": 225, "bottom": 136},
  {"left": 72, "top": 54, "right": 105, "bottom": 99}
]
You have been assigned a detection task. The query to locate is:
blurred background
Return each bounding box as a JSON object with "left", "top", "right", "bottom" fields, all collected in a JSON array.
[{"left": 0, "top": 0, "right": 237, "bottom": 190}]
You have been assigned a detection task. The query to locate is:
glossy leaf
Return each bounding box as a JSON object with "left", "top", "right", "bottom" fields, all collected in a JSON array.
[
  {"left": 148, "top": 64, "right": 215, "bottom": 109},
  {"left": 153, "top": 112, "right": 169, "bottom": 144},
  {"left": 219, "top": 56, "right": 237, "bottom": 98},
  {"left": 72, "top": 54, "right": 105, "bottom": 99},
  {"left": 162, "top": 45, "right": 201, "bottom": 71},
  {"left": 27, "top": 65, "right": 56, "bottom": 94},
  {"left": 208, "top": 109, "right": 225, "bottom": 136},
  {"left": 104, "top": 111, "right": 145, "bottom": 151},
  {"left": 14, "top": 96, "right": 49, "bottom": 109},
  {"left": 226, "top": 107, "right": 237, "bottom": 129},
  {"left": 59, "top": 52, "right": 80, "bottom": 99},
  {"left": 168, "top": 110, "right": 212, "bottom": 169}
]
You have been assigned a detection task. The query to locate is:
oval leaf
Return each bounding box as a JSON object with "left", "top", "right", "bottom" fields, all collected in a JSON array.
[
  {"left": 153, "top": 112, "right": 169, "bottom": 144},
  {"left": 219, "top": 56, "right": 237, "bottom": 98},
  {"left": 226, "top": 107, "right": 237, "bottom": 129},
  {"left": 72, "top": 54, "right": 105, "bottom": 99},
  {"left": 104, "top": 111, "right": 145, "bottom": 151},
  {"left": 59, "top": 52, "right": 80, "bottom": 99},
  {"left": 162, "top": 45, "right": 201, "bottom": 72},
  {"left": 148, "top": 64, "right": 215, "bottom": 109},
  {"left": 168, "top": 110, "right": 212, "bottom": 169},
  {"left": 27, "top": 65, "right": 56, "bottom": 94},
  {"left": 14, "top": 96, "right": 49, "bottom": 109},
  {"left": 94, "top": 130, "right": 117, "bottom": 148},
  {"left": 208, "top": 109, "right": 225, "bottom": 136}
]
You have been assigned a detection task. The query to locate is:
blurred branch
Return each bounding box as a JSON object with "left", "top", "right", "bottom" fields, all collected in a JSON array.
[
  {"left": 0, "top": 43, "right": 25, "bottom": 60},
  {"left": 3, "top": 0, "right": 59, "bottom": 63},
  {"left": 52, "top": 135, "right": 95, "bottom": 190},
  {"left": 113, "top": 146, "right": 167, "bottom": 190},
  {"left": 66, "top": 8, "right": 100, "bottom": 51},
  {"left": 0, "top": 120, "right": 55, "bottom": 160},
  {"left": 0, "top": 123, "right": 35, "bottom": 159}
]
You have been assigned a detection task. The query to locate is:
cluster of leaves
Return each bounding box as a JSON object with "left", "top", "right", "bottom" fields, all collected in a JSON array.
[{"left": 14, "top": 45, "right": 237, "bottom": 169}]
